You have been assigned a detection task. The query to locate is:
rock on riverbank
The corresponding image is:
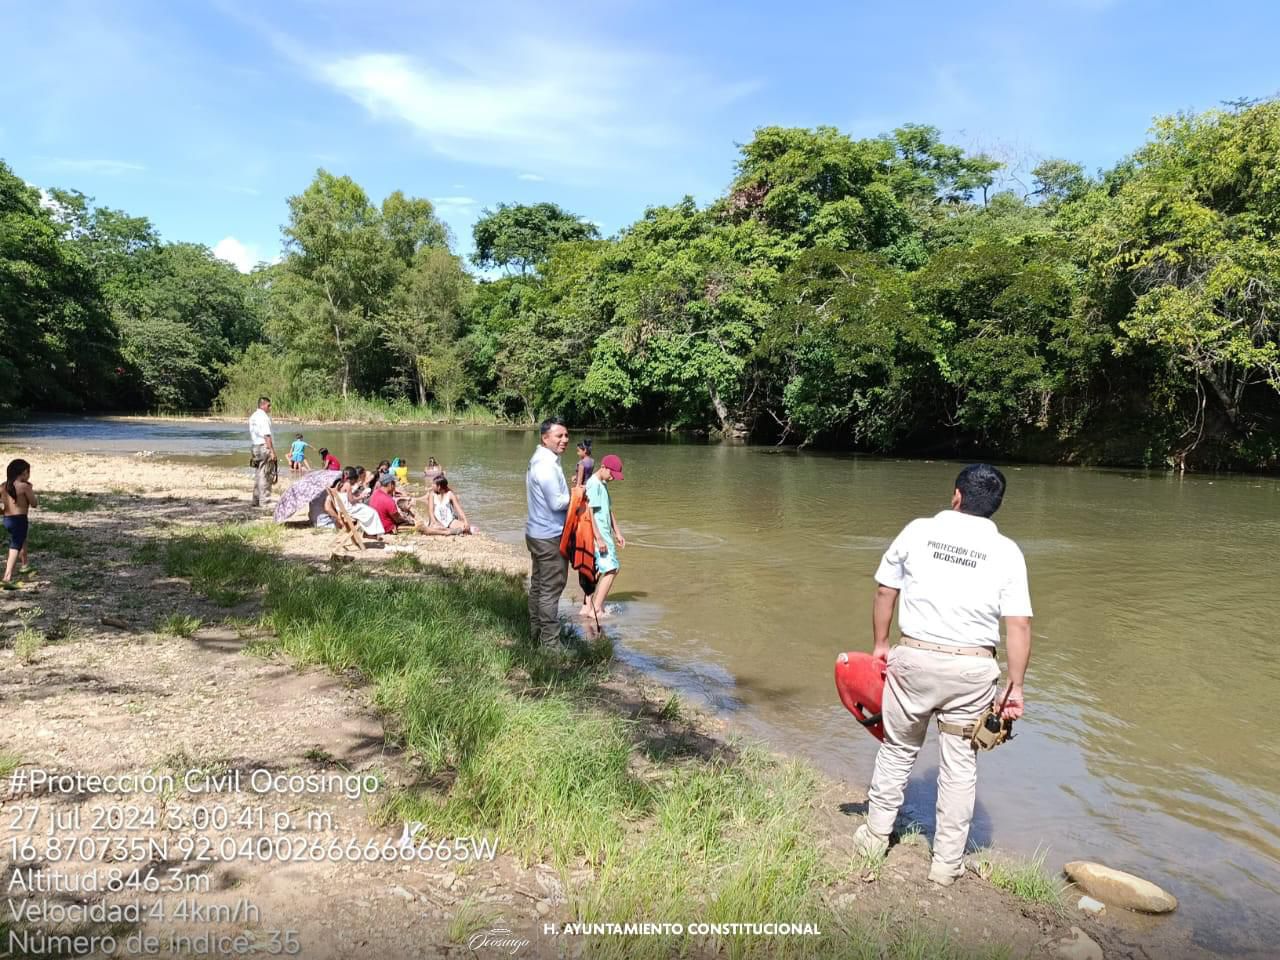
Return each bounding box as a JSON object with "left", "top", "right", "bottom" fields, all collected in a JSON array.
[{"left": 1064, "top": 861, "right": 1178, "bottom": 914}]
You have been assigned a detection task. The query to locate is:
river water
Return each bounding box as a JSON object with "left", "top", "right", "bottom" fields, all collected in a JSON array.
[{"left": 4, "top": 416, "right": 1278, "bottom": 955}]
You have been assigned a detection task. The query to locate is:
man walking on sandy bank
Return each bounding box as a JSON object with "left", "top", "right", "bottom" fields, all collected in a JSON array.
[
  {"left": 854, "top": 464, "right": 1032, "bottom": 886},
  {"left": 525, "top": 417, "right": 571, "bottom": 645},
  {"left": 249, "top": 396, "right": 276, "bottom": 508}
]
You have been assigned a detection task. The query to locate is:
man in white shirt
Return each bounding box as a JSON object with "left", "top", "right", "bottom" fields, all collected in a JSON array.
[
  {"left": 248, "top": 396, "right": 276, "bottom": 507},
  {"left": 854, "top": 464, "right": 1033, "bottom": 887},
  {"left": 525, "top": 417, "right": 571, "bottom": 645}
]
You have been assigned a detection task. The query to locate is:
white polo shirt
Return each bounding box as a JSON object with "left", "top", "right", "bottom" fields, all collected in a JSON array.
[
  {"left": 875, "top": 510, "right": 1032, "bottom": 649},
  {"left": 249, "top": 408, "right": 273, "bottom": 447}
]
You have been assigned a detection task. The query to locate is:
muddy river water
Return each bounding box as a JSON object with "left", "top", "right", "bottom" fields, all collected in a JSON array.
[{"left": 5, "top": 416, "right": 1278, "bottom": 955}]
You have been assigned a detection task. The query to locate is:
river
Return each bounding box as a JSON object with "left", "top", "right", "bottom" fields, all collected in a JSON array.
[{"left": 4, "top": 416, "right": 1277, "bottom": 955}]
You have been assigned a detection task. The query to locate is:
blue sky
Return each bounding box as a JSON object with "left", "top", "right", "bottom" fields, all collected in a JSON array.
[{"left": 3, "top": 0, "right": 1277, "bottom": 271}]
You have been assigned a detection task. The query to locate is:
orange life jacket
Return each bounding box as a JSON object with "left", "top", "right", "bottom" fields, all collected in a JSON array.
[{"left": 559, "top": 486, "right": 597, "bottom": 588}]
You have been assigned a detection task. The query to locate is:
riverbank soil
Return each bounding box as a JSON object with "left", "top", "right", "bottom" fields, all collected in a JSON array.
[{"left": 0, "top": 451, "right": 1221, "bottom": 959}]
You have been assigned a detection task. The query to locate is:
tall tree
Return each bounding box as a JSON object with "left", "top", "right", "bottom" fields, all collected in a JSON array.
[
  {"left": 471, "top": 202, "right": 599, "bottom": 274},
  {"left": 382, "top": 247, "right": 474, "bottom": 409},
  {"left": 1077, "top": 101, "right": 1280, "bottom": 464},
  {"left": 0, "top": 163, "right": 120, "bottom": 409},
  {"left": 280, "top": 171, "right": 395, "bottom": 396}
]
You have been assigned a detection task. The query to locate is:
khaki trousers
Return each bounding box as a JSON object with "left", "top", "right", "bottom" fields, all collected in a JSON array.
[
  {"left": 866, "top": 645, "right": 1000, "bottom": 871},
  {"left": 525, "top": 535, "right": 567, "bottom": 645},
  {"left": 251, "top": 445, "right": 274, "bottom": 506}
]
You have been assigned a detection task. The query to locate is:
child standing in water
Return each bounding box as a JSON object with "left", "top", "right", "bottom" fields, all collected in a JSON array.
[
  {"left": 2, "top": 459, "right": 37, "bottom": 586},
  {"left": 289, "top": 434, "right": 311, "bottom": 472}
]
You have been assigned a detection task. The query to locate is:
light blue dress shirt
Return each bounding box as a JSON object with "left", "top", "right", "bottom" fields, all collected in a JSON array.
[{"left": 525, "top": 445, "right": 570, "bottom": 539}]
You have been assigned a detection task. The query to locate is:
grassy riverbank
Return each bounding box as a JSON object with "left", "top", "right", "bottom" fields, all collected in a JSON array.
[
  {"left": 160, "top": 524, "right": 880, "bottom": 958},
  {"left": 4, "top": 450, "right": 1205, "bottom": 958},
  {"left": 211, "top": 389, "right": 509, "bottom": 426},
  {"left": 156, "top": 518, "right": 1082, "bottom": 959}
]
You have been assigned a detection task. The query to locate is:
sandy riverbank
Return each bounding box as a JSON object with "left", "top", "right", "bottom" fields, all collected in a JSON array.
[{"left": 0, "top": 449, "right": 1222, "bottom": 959}]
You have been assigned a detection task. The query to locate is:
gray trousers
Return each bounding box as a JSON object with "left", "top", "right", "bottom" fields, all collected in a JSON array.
[
  {"left": 251, "top": 444, "right": 274, "bottom": 505},
  {"left": 525, "top": 535, "right": 568, "bottom": 644}
]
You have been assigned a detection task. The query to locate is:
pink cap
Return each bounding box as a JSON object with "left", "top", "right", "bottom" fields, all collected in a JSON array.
[{"left": 600, "top": 454, "right": 624, "bottom": 479}]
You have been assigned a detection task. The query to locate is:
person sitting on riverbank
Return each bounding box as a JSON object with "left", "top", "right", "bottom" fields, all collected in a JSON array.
[
  {"left": 350, "top": 466, "right": 374, "bottom": 503},
  {"left": 329, "top": 467, "right": 384, "bottom": 537},
  {"left": 853, "top": 464, "right": 1032, "bottom": 887},
  {"left": 418, "top": 475, "right": 474, "bottom": 536},
  {"left": 579, "top": 455, "right": 625, "bottom": 619},
  {"left": 373, "top": 459, "right": 392, "bottom": 486},
  {"left": 370, "top": 474, "right": 409, "bottom": 534},
  {"left": 289, "top": 434, "right": 311, "bottom": 473},
  {"left": 319, "top": 448, "right": 341, "bottom": 471},
  {"left": 3, "top": 458, "right": 38, "bottom": 586}
]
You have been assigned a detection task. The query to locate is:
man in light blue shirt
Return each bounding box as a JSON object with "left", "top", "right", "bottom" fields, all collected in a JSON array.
[{"left": 525, "top": 417, "right": 571, "bottom": 644}]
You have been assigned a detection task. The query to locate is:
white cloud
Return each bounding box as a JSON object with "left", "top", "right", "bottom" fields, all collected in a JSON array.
[
  {"left": 517, "top": 172, "right": 544, "bottom": 182},
  {"left": 213, "top": 236, "right": 258, "bottom": 273},
  {"left": 431, "top": 196, "right": 477, "bottom": 207},
  {"left": 46, "top": 157, "right": 145, "bottom": 175},
  {"left": 309, "top": 39, "right": 758, "bottom": 172}
]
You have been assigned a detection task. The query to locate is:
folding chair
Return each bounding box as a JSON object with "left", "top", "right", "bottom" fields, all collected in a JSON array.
[{"left": 327, "top": 488, "right": 366, "bottom": 552}]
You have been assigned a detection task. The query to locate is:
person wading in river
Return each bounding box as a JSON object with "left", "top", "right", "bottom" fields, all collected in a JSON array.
[
  {"left": 525, "top": 417, "right": 571, "bottom": 645},
  {"left": 853, "top": 463, "right": 1032, "bottom": 886}
]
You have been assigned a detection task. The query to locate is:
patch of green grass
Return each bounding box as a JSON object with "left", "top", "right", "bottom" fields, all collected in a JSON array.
[
  {"left": 164, "top": 523, "right": 280, "bottom": 605},
  {"left": 44, "top": 616, "right": 82, "bottom": 644},
  {"left": 896, "top": 820, "right": 926, "bottom": 847},
  {"left": 57, "top": 571, "right": 95, "bottom": 590},
  {"left": 215, "top": 390, "right": 506, "bottom": 426},
  {"left": 29, "top": 524, "right": 85, "bottom": 558},
  {"left": 657, "top": 693, "right": 683, "bottom": 721},
  {"left": 385, "top": 552, "right": 426, "bottom": 573},
  {"left": 41, "top": 492, "right": 98, "bottom": 513},
  {"left": 132, "top": 540, "right": 163, "bottom": 564},
  {"left": 12, "top": 607, "right": 45, "bottom": 663},
  {"left": 0, "top": 753, "right": 20, "bottom": 778},
  {"left": 852, "top": 838, "right": 888, "bottom": 880},
  {"left": 14, "top": 628, "right": 44, "bottom": 663},
  {"left": 158, "top": 613, "right": 203, "bottom": 638},
  {"left": 446, "top": 900, "right": 500, "bottom": 945},
  {"left": 973, "top": 846, "right": 1065, "bottom": 907}
]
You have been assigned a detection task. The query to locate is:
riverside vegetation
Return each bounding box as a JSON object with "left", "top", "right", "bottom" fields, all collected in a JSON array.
[
  {"left": 6, "top": 453, "right": 1220, "bottom": 958},
  {"left": 6, "top": 100, "right": 1280, "bottom": 469},
  {"left": 160, "top": 522, "right": 1062, "bottom": 958}
]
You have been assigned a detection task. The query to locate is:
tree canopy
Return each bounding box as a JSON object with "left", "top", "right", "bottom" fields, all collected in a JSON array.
[{"left": 6, "top": 100, "right": 1280, "bottom": 470}]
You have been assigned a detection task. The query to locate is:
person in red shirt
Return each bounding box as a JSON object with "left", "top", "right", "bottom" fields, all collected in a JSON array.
[
  {"left": 319, "top": 448, "right": 341, "bottom": 471},
  {"left": 369, "top": 475, "right": 406, "bottom": 533}
]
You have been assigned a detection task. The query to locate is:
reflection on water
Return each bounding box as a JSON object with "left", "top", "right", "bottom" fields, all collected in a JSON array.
[{"left": 6, "top": 416, "right": 1280, "bottom": 954}]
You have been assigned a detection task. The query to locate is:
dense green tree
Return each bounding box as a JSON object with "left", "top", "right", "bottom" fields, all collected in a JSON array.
[
  {"left": 1076, "top": 101, "right": 1280, "bottom": 465},
  {"left": 761, "top": 248, "right": 925, "bottom": 447},
  {"left": 471, "top": 202, "right": 599, "bottom": 274},
  {"left": 0, "top": 163, "right": 120, "bottom": 409},
  {"left": 382, "top": 247, "right": 473, "bottom": 409}
]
